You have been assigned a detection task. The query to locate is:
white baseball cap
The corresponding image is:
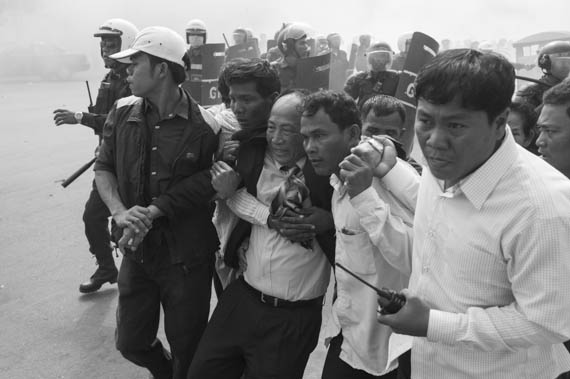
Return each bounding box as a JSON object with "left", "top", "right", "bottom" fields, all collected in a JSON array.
[{"left": 110, "top": 26, "right": 187, "bottom": 68}]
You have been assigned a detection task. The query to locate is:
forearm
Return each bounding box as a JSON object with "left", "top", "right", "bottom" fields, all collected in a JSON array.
[
  {"left": 94, "top": 170, "right": 126, "bottom": 217},
  {"left": 81, "top": 113, "right": 107, "bottom": 135},
  {"left": 381, "top": 159, "right": 420, "bottom": 213},
  {"left": 226, "top": 188, "right": 270, "bottom": 226},
  {"left": 428, "top": 303, "right": 570, "bottom": 352},
  {"left": 351, "top": 185, "right": 413, "bottom": 275},
  {"left": 151, "top": 169, "right": 216, "bottom": 219}
]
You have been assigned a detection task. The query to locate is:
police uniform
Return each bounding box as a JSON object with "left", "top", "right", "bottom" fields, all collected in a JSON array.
[
  {"left": 515, "top": 74, "right": 560, "bottom": 109},
  {"left": 186, "top": 45, "right": 203, "bottom": 81},
  {"left": 272, "top": 58, "right": 297, "bottom": 91},
  {"left": 344, "top": 70, "right": 400, "bottom": 109},
  {"left": 80, "top": 65, "right": 131, "bottom": 292}
]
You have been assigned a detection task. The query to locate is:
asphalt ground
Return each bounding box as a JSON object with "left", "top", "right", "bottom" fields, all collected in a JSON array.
[{"left": 0, "top": 79, "right": 332, "bottom": 378}]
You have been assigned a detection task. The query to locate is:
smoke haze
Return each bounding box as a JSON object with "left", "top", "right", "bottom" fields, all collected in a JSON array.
[{"left": 1, "top": 0, "right": 569, "bottom": 77}]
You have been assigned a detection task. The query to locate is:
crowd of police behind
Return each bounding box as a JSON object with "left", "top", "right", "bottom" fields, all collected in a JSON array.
[{"left": 50, "top": 17, "right": 570, "bottom": 379}]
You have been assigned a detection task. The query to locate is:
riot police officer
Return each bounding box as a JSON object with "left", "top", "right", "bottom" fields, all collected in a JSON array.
[
  {"left": 344, "top": 41, "right": 400, "bottom": 109},
  {"left": 53, "top": 18, "right": 138, "bottom": 293},
  {"left": 225, "top": 27, "right": 260, "bottom": 62},
  {"left": 515, "top": 40, "right": 570, "bottom": 108},
  {"left": 185, "top": 19, "right": 207, "bottom": 81},
  {"left": 273, "top": 22, "right": 313, "bottom": 90},
  {"left": 392, "top": 32, "right": 412, "bottom": 71},
  {"left": 327, "top": 33, "right": 349, "bottom": 91}
]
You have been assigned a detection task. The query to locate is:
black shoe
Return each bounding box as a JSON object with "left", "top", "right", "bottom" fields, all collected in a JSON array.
[{"left": 79, "top": 266, "right": 118, "bottom": 293}]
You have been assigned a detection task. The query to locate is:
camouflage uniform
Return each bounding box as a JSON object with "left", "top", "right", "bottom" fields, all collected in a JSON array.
[{"left": 344, "top": 70, "right": 400, "bottom": 109}]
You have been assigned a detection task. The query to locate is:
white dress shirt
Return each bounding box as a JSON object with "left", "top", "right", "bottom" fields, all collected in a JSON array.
[
  {"left": 410, "top": 129, "right": 570, "bottom": 378},
  {"left": 229, "top": 153, "right": 331, "bottom": 301},
  {"left": 325, "top": 160, "right": 419, "bottom": 376}
]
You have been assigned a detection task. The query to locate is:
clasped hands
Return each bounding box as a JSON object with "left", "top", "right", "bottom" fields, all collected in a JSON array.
[
  {"left": 339, "top": 135, "right": 398, "bottom": 198},
  {"left": 113, "top": 205, "right": 156, "bottom": 254},
  {"left": 210, "top": 160, "right": 334, "bottom": 245}
]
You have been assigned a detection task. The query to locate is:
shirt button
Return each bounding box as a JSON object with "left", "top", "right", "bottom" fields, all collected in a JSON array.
[
  {"left": 151, "top": 171, "right": 157, "bottom": 176},
  {"left": 422, "top": 266, "right": 429, "bottom": 273},
  {"left": 152, "top": 197, "right": 157, "bottom": 200},
  {"left": 155, "top": 125, "right": 160, "bottom": 129},
  {"left": 152, "top": 146, "right": 157, "bottom": 151}
]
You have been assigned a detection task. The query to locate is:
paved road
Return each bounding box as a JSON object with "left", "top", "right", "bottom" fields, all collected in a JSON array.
[{"left": 0, "top": 79, "right": 332, "bottom": 378}]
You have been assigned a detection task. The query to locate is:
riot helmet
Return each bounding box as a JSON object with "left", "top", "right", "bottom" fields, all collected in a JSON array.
[
  {"left": 359, "top": 34, "right": 372, "bottom": 49},
  {"left": 538, "top": 41, "right": 570, "bottom": 79},
  {"left": 397, "top": 32, "right": 413, "bottom": 53},
  {"left": 233, "top": 28, "right": 248, "bottom": 45},
  {"left": 327, "top": 33, "right": 342, "bottom": 50},
  {"left": 367, "top": 42, "right": 394, "bottom": 72},
  {"left": 93, "top": 18, "right": 138, "bottom": 68},
  {"left": 186, "top": 19, "right": 207, "bottom": 47},
  {"left": 277, "top": 22, "right": 313, "bottom": 58}
]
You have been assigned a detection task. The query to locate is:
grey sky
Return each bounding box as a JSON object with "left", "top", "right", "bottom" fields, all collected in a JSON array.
[{"left": 1, "top": 0, "right": 569, "bottom": 54}]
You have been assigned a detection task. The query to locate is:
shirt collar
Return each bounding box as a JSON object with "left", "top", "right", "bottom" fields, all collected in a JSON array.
[
  {"left": 448, "top": 127, "right": 518, "bottom": 210},
  {"left": 330, "top": 173, "right": 348, "bottom": 198},
  {"left": 268, "top": 153, "right": 307, "bottom": 172},
  {"left": 143, "top": 88, "right": 189, "bottom": 120}
]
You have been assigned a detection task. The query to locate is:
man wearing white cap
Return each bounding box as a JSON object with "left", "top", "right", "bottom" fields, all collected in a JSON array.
[{"left": 94, "top": 26, "right": 219, "bottom": 379}]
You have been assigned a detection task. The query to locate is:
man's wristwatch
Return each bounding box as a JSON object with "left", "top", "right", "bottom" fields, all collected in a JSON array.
[{"left": 74, "top": 112, "right": 83, "bottom": 123}]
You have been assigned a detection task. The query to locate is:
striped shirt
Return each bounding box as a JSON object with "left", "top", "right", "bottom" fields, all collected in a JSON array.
[
  {"left": 410, "top": 129, "right": 570, "bottom": 378},
  {"left": 227, "top": 153, "right": 330, "bottom": 301}
]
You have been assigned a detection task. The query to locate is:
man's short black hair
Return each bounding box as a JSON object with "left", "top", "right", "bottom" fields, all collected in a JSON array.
[
  {"left": 139, "top": 52, "right": 189, "bottom": 85},
  {"left": 302, "top": 90, "right": 361, "bottom": 130},
  {"left": 510, "top": 101, "right": 538, "bottom": 136},
  {"left": 542, "top": 78, "right": 570, "bottom": 119},
  {"left": 360, "top": 95, "right": 406, "bottom": 124},
  {"left": 415, "top": 49, "right": 515, "bottom": 122},
  {"left": 224, "top": 58, "right": 281, "bottom": 99}
]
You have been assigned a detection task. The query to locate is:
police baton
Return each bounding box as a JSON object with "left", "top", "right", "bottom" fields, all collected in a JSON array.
[
  {"left": 61, "top": 157, "right": 96, "bottom": 188},
  {"left": 86, "top": 80, "right": 94, "bottom": 113},
  {"left": 515, "top": 75, "right": 554, "bottom": 87},
  {"left": 222, "top": 33, "right": 230, "bottom": 48}
]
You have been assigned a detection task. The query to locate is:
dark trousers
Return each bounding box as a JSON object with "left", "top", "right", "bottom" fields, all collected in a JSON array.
[
  {"left": 187, "top": 278, "right": 322, "bottom": 379},
  {"left": 322, "top": 334, "right": 411, "bottom": 379},
  {"left": 115, "top": 243, "right": 213, "bottom": 379},
  {"left": 83, "top": 181, "right": 113, "bottom": 264}
]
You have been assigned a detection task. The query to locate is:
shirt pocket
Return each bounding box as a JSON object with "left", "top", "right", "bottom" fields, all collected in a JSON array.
[
  {"left": 174, "top": 143, "right": 201, "bottom": 177},
  {"left": 337, "top": 229, "right": 376, "bottom": 276}
]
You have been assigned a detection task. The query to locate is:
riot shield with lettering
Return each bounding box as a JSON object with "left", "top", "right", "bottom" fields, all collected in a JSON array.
[
  {"left": 394, "top": 32, "right": 439, "bottom": 154},
  {"left": 182, "top": 43, "right": 225, "bottom": 107},
  {"left": 201, "top": 43, "right": 226, "bottom": 79},
  {"left": 295, "top": 53, "right": 331, "bottom": 92}
]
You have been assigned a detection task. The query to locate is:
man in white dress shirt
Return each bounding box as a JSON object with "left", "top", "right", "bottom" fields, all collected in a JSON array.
[
  {"left": 377, "top": 49, "right": 570, "bottom": 379},
  {"left": 300, "top": 90, "right": 419, "bottom": 378}
]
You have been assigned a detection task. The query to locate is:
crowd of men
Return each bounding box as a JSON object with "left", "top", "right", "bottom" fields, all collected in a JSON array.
[{"left": 52, "top": 17, "right": 570, "bottom": 379}]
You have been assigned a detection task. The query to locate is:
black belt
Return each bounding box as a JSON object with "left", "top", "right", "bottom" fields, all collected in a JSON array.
[{"left": 241, "top": 277, "right": 323, "bottom": 309}]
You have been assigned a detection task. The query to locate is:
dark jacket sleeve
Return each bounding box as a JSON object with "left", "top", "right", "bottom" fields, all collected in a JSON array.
[
  {"left": 344, "top": 72, "right": 360, "bottom": 98},
  {"left": 93, "top": 104, "right": 118, "bottom": 174},
  {"left": 81, "top": 112, "right": 108, "bottom": 136},
  {"left": 151, "top": 130, "right": 218, "bottom": 219}
]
